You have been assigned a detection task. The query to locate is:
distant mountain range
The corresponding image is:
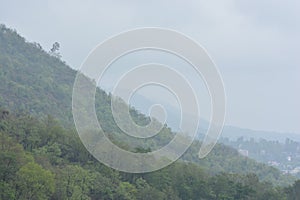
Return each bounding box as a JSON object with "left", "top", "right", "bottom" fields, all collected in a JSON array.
[{"left": 127, "top": 91, "right": 300, "bottom": 142}]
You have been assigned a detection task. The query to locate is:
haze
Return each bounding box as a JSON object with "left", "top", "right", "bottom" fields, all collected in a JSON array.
[{"left": 1, "top": 0, "right": 299, "bottom": 133}]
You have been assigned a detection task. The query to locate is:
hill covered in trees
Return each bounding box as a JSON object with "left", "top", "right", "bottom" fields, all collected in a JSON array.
[
  {"left": 0, "top": 24, "right": 300, "bottom": 199},
  {"left": 1, "top": 110, "right": 300, "bottom": 200},
  {"left": 221, "top": 136, "right": 300, "bottom": 178}
]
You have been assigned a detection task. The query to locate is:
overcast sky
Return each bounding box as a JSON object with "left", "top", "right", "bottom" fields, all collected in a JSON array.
[{"left": 1, "top": 0, "right": 299, "bottom": 133}]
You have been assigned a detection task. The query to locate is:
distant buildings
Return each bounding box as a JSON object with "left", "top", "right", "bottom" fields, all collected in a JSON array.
[
  {"left": 290, "top": 167, "right": 300, "bottom": 174},
  {"left": 282, "top": 167, "right": 300, "bottom": 175},
  {"left": 268, "top": 161, "right": 280, "bottom": 167},
  {"left": 238, "top": 149, "right": 249, "bottom": 157}
]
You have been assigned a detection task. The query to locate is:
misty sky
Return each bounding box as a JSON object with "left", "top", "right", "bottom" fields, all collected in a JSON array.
[{"left": 1, "top": 0, "right": 299, "bottom": 133}]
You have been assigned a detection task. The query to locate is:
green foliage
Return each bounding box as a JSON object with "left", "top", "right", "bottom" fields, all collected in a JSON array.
[
  {"left": 0, "top": 110, "right": 297, "bottom": 199},
  {"left": 0, "top": 24, "right": 294, "bottom": 186},
  {"left": 221, "top": 137, "right": 300, "bottom": 178},
  {"left": 0, "top": 25, "right": 75, "bottom": 127},
  {"left": 286, "top": 180, "right": 300, "bottom": 200},
  {"left": 0, "top": 133, "right": 32, "bottom": 199},
  {"left": 0, "top": 24, "right": 299, "bottom": 199},
  {"left": 16, "top": 162, "right": 55, "bottom": 200},
  {"left": 181, "top": 140, "right": 296, "bottom": 186}
]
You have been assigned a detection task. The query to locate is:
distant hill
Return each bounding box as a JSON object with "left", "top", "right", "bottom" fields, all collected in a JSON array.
[
  {"left": 221, "top": 126, "right": 300, "bottom": 142},
  {"left": 128, "top": 93, "right": 300, "bottom": 142},
  {"left": 0, "top": 24, "right": 296, "bottom": 185}
]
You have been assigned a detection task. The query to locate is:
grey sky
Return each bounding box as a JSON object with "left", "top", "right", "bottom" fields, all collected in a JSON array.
[{"left": 0, "top": 0, "right": 299, "bottom": 133}]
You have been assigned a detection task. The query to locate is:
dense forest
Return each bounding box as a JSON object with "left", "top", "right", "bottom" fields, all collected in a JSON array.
[
  {"left": 1, "top": 110, "right": 300, "bottom": 200},
  {"left": 0, "top": 24, "right": 300, "bottom": 199}
]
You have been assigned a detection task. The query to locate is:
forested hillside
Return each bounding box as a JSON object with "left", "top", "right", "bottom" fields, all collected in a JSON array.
[
  {"left": 1, "top": 110, "right": 300, "bottom": 200},
  {"left": 0, "top": 24, "right": 76, "bottom": 126},
  {"left": 0, "top": 24, "right": 300, "bottom": 199},
  {"left": 221, "top": 137, "right": 300, "bottom": 177}
]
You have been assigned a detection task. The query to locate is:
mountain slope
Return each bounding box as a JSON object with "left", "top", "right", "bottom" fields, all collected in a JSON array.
[
  {"left": 0, "top": 24, "right": 76, "bottom": 126},
  {"left": 2, "top": 111, "right": 297, "bottom": 199},
  {"left": 0, "top": 24, "right": 295, "bottom": 186}
]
